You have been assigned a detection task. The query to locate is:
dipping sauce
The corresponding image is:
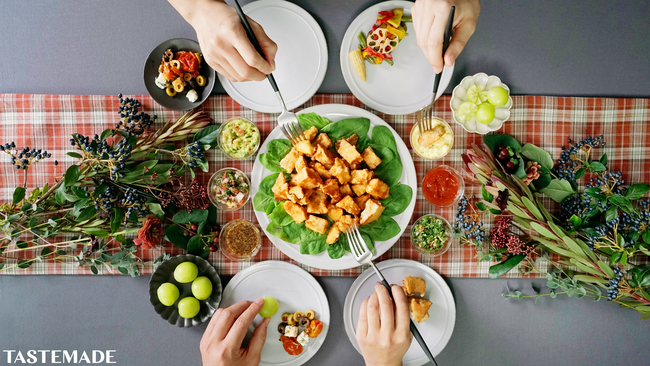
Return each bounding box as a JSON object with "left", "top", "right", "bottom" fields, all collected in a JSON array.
[
  {"left": 422, "top": 165, "right": 464, "bottom": 207},
  {"left": 219, "top": 117, "right": 260, "bottom": 159},
  {"left": 220, "top": 219, "right": 261, "bottom": 261},
  {"left": 410, "top": 117, "right": 454, "bottom": 160}
]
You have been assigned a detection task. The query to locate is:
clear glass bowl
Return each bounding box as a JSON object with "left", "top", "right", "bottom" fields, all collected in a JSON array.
[
  {"left": 422, "top": 165, "right": 465, "bottom": 208},
  {"left": 217, "top": 117, "right": 261, "bottom": 160},
  {"left": 409, "top": 117, "right": 454, "bottom": 160},
  {"left": 207, "top": 168, "right": 251, "bottom": 211},
  {"left": 219, "top": 219, "right": 262, "bottom": 261},
  {"left": 410, "top": 214, "right": 453, "bottom": 257}
]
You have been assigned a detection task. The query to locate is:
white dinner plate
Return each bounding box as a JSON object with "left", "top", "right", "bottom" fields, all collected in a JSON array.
[
  {"left": 250, "top": 104, "right": 417, "bottom": 270},
  {"left": 218, "top": 0, "right": 328, "bottom": 113},
  {"left": 343, "top": 259, "right": 456, "bottom": 366},
  {"left": 340, "top": 1, "right": 454, "bottom": 115},
  {"left": 220, "top": 261, "right": 330, "bottom": 366}
]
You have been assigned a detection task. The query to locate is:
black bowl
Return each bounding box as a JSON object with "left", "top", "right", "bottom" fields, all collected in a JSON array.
[
  {"left": 143, "top": 38, "right": 216, "bottom": 111},
  {"left": 149, "top": 254, "right": 222, "bottom": 327}
]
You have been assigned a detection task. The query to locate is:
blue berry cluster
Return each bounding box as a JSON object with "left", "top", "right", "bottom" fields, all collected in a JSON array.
[
  {"left": 0, "top": 142, "right": 52, "bottom": 170},
  {"left": 116, "top": 94, "right": 156, "bottom": 136},
  {"left": 605, "top": 267, "right": 624, "bottom": 300},
  {"left": 585, "top": 171, "right": 626, "bottom": 195},
  {"left": 554, "top": 136, "right": 605, "bottom": 181},
  {"left": 186, "top": 141, "right": 206, "bottom": 169},
  {"left": 119, "top": 187, "right": 149, "bottom": 224},
  {"left": 92, "top": 183, "right": 118, "bottom": 222},
  {"left": 70, "top": 133, "right": 133, "bottom": 181},
  {"left": 455, "top": 196, "right": 486, "bottom": 242},
  {"left": 558, "top": 192, "right": 603, "bottom": 230},
  {"left": 621, "top": 199, "right": 650, "bottom": 235}
]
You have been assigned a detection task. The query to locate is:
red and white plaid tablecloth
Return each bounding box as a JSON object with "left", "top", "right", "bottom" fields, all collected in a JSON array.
[{"left": 1, "top": 94, "right": 649, "bottom": 277}]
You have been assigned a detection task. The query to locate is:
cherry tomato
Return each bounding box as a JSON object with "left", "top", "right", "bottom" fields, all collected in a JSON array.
[
  {"left": 305, "top": 320, "right": 323, "bottom": 338},
  {"left": 280, "top": 336, "right": 303, "bottom": 356}
]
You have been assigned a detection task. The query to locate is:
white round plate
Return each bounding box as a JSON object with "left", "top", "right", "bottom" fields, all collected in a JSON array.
[
  {"left": 343, "top": 259, "right": 456, "bottom": 366},
  {"left": 251, "top": 104, "right": 417, "bottom": 270},
  {"left": 218, "top": 0, "right": 327, "bottom": 113},
  {"left": 220, "top": 261, "right": 330, "bottom": 366},
  {"left": 340, "top": 1, "right": 454, "bottom": 115}
]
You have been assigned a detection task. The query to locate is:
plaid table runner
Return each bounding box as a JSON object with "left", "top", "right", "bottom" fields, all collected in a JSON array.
[{"left": 1, "top": 94, "right": 649, "bottom": 277}]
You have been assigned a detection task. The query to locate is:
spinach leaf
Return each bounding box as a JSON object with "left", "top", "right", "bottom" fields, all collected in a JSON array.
[
  {"left": 371, "top": 126, "right": 397, "bottom": 153},
  {"left": 359, "top": 215, "right": 400, "bottom": 241},
  {"left": 380, "top": 183, "right": 413, "bottom": 216},
  {"left": 298, "top": 112, "right": 331, "bottom": 130},
  {"left": 253, "top": 173, "right": 280, "bottom": 212},
  {"left": 259, "top": 139, "right": 292, "bottom": 173},
  {"left": 300, "top": 228, "right": 329, "bottom": 255},
  {"left": 327, "top": 240, "right": 346, "bottom": 259},
  {"left": 321, "top": 118, "right": 370, "bottom": 142},
  {"left": 268, "top": 203, "right": 295, "bottom": 227},
  {"left": 371, "top": 144, "right": 402, "bottom": 187},
  {"left": 283, "top": 222, "right": 304, "bottom": 243}
]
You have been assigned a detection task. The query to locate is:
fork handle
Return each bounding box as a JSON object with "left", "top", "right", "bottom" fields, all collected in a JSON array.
[
  {"left": 378, "top": 281, "right": 440, "bottom": 366},
  {"left": 231, "top": 0, "right": 280, "bottom": 93},
  {"left": 432, "top": 6, "right": 455, "bottom": 99}
]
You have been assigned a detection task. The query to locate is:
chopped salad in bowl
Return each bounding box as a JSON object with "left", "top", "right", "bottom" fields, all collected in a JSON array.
[
  {"left": 217, "top": 117, "right": 261, "bottom": 159},
  {"left": 208, "top": 168, "right": 251, "bottom": 211}
]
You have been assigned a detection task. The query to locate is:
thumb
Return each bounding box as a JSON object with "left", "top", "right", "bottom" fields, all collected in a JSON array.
[
  {"left": 247, "top": 317, "right": 271, "bottom": 357},
  {"left": 444, "top": 23, "right": 476, "bottom": 67},
  {"left": 249, "top": 18, "right": 278, "bottom": 72}
]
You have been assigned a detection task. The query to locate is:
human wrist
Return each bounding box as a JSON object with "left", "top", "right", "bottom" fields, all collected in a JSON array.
[{"left": 363, "top": 359, "right": 402, "bottom": 366}]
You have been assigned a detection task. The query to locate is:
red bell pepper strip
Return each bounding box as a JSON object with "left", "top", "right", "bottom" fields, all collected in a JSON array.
[
  {"left": 376, "top": 10, "right": 394, "bottom": 26},
  {"left": 363, "top": 47, "right": 385, "bottom": 61}
]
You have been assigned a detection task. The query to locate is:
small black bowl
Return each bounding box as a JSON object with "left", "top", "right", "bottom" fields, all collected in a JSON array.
[
  {"left": 149, "top": 254, "right": 222, "bottom": 327},
  {"left": 143, "top": 38, "right": 216, "bottom": 111}
]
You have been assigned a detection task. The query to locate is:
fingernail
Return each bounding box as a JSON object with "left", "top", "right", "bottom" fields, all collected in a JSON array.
[
  {"left": 255, "top": 298, "right": 264, "bottom": 305},
  {"left": 433, "top": 66, "right": 442, "bottom": 74},
  {"left": 446, "top": 54, "right": 456, "bottom": 67}
]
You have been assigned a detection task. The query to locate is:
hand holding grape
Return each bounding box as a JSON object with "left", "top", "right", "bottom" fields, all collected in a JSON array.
[
  {"left": 200, "top": 299, "right": 271, "bottom": 366},
  {"left": 411, "top": 0, "right": 481, "bottom": 73}
]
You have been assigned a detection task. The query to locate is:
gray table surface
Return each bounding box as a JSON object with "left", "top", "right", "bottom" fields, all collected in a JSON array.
[{"left": 1, "top": 0, "right": 649, "bottom": 365}]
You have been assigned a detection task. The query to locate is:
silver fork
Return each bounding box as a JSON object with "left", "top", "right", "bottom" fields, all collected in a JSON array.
[
  {"left": 231, "top": 0, "right": 304, "bottom": 144},
  {"left": 345, "top": 223, "right": 440, "bottom": 366},
  {"left": 415, "top": 6, "right": 455, "bottom": 138}
]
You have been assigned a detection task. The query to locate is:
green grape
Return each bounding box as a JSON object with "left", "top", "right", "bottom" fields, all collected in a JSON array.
[
  {"left": 457, "top": 102, "right": 478, "bottom": 122},
  {"left": 466, "top": 85, "right": 488, "bottom": 105},
  {"left": 191, "top": 276, "right": 213, "bottom": 300},
  {"left": 476, "top": 103, "right": 496, "bottom": 124},
  {"left": 174, "top": 262, "right": 199, "bottom": 283},
  {"left": 178, "top": 297, "right": 201, "bottom": 319},
  {"left": 487, "top": 86, "right": 509, "bottom": 107},
  {"left": 258, "top": 297, "right": 279, "bottom": 318},
  {"left": 157, "top": 282, "right": 180, "bottom": 306}
]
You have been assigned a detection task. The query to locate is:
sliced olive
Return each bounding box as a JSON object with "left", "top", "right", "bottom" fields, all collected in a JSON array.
[
  {"left": 278, "top": 322, "right": 287, "bottom": 334},
  {"left": 298, "top": 316, "right": 310, "bottom": 328}
]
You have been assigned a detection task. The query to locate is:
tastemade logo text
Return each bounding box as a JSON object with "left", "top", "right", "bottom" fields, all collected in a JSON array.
[{"left": 3, "top": 350, "right": 116, "bottom": 364}]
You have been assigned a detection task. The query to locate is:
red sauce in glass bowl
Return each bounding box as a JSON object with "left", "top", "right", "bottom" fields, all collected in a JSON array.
[{"left": 423, "top": 166, "right": 464, "bottom": 207}]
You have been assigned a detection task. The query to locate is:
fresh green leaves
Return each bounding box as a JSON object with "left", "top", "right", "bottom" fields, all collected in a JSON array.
[
  {"left": 541, "top": 179, "right": 576, "bottom": 202},
  {"left": 483, "top": 134, "right": 522, "bottom": 153},
  {"left": 359, "top": 216, "right": 401, "bottom": 242},
  {"left": 625, "top": 183, "right": 650, "bottom": 200},
  {"left": 259, "top": 139, "right": 292, "bottom": 173},
  {"left": 520, "top": 143, "right": 554, "bottom": 170},
  {"left": 64, "top": 165, "right": 80, "bottom": 187},
  {"left": 371, "top": 126, "right": 398, "bottom": 153},
  {"left": 489, "top": 255, "right": 525, "bottom": 279},
  {"left": 187, "top": 236, "right": 210, "bottom": 258},
  {"left": 164, "top": 224, "right": 189, "bottom": 250},
  {"left": 298, "top": 112, "right": 331, "bottom": 130},
  {"left": 253, "top": 173, "right": 281, "bottom": 212},
  {"left": 379, "top": 183, "right": 413, "bottom": 216},
  {"left": 321, "top": 118, "right": 370, "bottom": 143},
  {"left": 172, "top": 209, "right": 208, "bottom": 224},
  {"left": 12, "top": 187, "right": 25, "bottom": 205},
  {"left": 371, "top": 145, "right": 402, "bottom": 187},
  {"left": 193, "top": 125, "right": 220, "bottom": 147}
]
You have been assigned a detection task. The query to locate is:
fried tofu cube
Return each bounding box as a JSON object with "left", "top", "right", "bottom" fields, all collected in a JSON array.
[
  {"left": 294, "top": 167, "right": 322, "bottom": 189},
  {"left": 288, "top": 186, "right": 313, "bottom": 205},
  {"left": 295, "top": 155, "right": 307, "bottom": 173},
  {"left": 350, "top": 169, "right": 375, "bottom": 185},
  {"left": 403, "top": 276, "right": 427, "bottom": 296},
  {"left": 314, "top": 133, "right": 332, "bottom": 149},
  {"left": 336, "top": 195, "right": 361, "bottom": 216},
  {"left": 305, "top": 215, "right": 329, "bottom": 235},
  {"left": 306, "top": 191, "right": 329, "bottom": 214},
  {"left": 337, "top": 215, "right": 358, "bottom": 233},
  {"left": 310, "top": 162, "right": 332, "bottom": 179},
  {"left": 351, "top": 184, "right": 367, "bottom": 197},
  {"left": 313, "top": 145, "right": 336, "bottom": 169},
  {"left": 283, "top": 201, "right": 308, "bottom": 224},
  {"left": 335, "top": 134, "right": 359, "bottom": 150},
  {"left": 329, "top": 158, "right": 351, "bottom": 185},
  {"left": 409, "top": 297, "right": 432, "bottom": 323},
  {"left": 304, "top": 126, "right": 318, "bottom": 142},
  {"left": 272, "top": 173, "right": 289, "bottom": 201},
  {"left": 295, "top": 140, "right": 315, "bottom": 156},
  {"left": 337, "top": 139, "right": 363, "bottom": 166},
  {"left": 327, "top": 206, "right": 344, "bottom": 222},
  {"left": 279, "top": 148, "right": 301, "bottom": 173},
  {"left": 366, "top": 178, "right": 390, "bottom": 199},
  {"left": 362, "top": 146, "right": 382, "bottom": 169},
  {"left": 360, "top": 198, "right": 385, "bottom": 226},
  {"left": 339, "top": 183, "right": 353, "bottom": 197},
  {"left": 326, "top": 224, "right": 341, "bottom": 244},
  {"left": 320, "top": 178, "right": 342, "bottom": 203},
  {"left": 353, "top": 194, "right": 371, "bottom": 210}
]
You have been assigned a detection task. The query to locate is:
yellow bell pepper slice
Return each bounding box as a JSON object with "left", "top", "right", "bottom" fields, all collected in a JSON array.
[
  {"left": 386, "top": 25, "right": 406, "bottom": 39},
  {"left": 387, "top": 8, "right": 404, "bottom": 28}
]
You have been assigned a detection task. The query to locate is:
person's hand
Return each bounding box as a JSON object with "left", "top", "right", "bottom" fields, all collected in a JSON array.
[
  {"left": 411, "top": 0, "right": 481, "bottom": 73},
  {"left": 200, "top": 298, "right": 271, "bottom": 366},
  {"left": 170, "top": 0, "right": 277, "bottom": 82},
  {"left": 357, "top": 283, "right": 412, "bottom": 366}
]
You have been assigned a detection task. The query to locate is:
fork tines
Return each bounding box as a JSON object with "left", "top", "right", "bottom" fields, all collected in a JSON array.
[
  {"left": 345, "top": 223, "right": 370, "bottom": 259},
  {"left": 416, "top": 104, "right": 434, "bottom": 137},
  {"left": 280, "top": 121, "right": 305, "bottom": 144}
]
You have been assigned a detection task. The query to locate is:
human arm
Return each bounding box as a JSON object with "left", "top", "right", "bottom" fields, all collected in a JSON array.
[
  {"left": 200, "top": 298, "right": 271, "bottom": 366},
  {"left": 168, "top": 0, "right": 277, "bottom": 82}
]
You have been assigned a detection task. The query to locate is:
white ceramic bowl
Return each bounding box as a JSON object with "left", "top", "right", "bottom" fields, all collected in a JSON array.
[{"left": 450, "top": 73, "right": 513, "bottom": 134}]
